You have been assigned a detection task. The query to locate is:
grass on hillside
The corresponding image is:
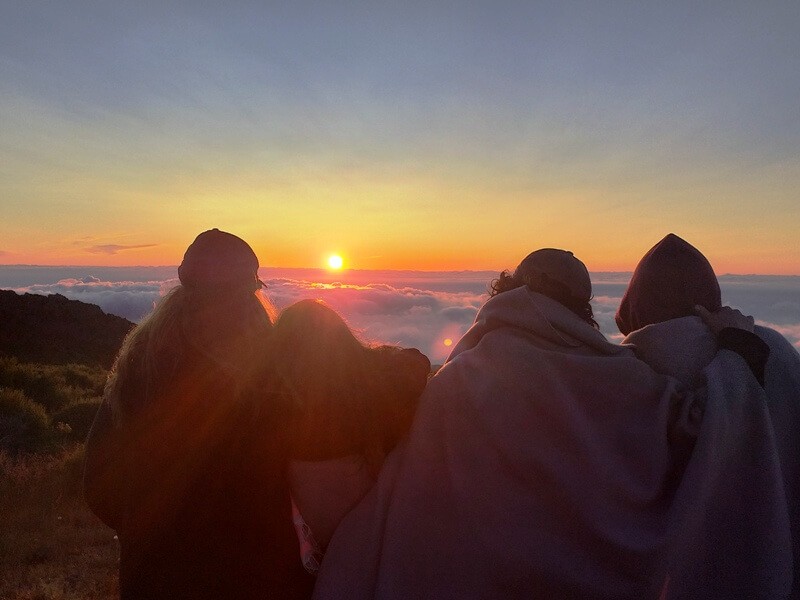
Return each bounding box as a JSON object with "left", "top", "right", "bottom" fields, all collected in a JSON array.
[
  {"left": 0, "top": 445, "right": 119, "bottom": 600},
  {"left": 0, "top": 357, "right": 106, "bottom": 414},
  {"left": 0, "top": 357, "right": 106, "bottom": 458}
]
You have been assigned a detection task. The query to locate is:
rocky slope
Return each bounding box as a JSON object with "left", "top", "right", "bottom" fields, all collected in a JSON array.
[{"left": 0, "top": 290, "right": 134, "bottom": 368}]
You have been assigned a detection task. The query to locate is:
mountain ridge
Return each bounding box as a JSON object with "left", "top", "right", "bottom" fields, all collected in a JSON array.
[{"left": 0, "top": 289, "right": 134, "bottom": 368}]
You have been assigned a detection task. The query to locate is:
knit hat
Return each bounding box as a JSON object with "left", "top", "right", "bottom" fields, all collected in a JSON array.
[
  {"left": 515, "top": 249, "right": 592, "bottom": 303},
  {"left": 178, "top": 229, "right": 262, "bottom": 291},
  {"left": 615, "top": 233, "right": 721, "bottom": 335}
]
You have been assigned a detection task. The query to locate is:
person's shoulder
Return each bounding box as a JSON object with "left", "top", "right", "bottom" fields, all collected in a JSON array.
[
  {"left": 754, "top": 325, "right": 799, "bottom": 358},
  {"left": 373, "top": 346, "right": 431, "bottom": 379}
]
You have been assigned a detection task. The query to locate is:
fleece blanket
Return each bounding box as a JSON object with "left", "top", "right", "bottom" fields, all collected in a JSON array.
[
  {"left": 313, "top": 287, "right": 790, "bottom": 599},
  {"left": 626, "top": 317, "right": 800, "bottom": 598}
]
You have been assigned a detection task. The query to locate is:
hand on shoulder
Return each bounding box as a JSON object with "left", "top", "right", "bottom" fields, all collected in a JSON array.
[{"left": 695, "top": 305, "right": 755, "bottom": 335}]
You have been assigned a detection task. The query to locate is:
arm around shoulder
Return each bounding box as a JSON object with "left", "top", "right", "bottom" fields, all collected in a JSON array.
[
  {"left": 372, "top": 346, "right": 431, "bottom": 450},
  {"left": 696, "top": 305, "right": 770, "bottom": 387}
]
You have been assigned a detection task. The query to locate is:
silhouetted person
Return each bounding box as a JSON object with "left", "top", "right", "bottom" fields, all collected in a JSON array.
[
  {"left": 618, "top": 233, "right": 800, "bottom": 598},
  {"left": 84, "top": 229, "right": 313, "bottom": 599},
  {"left": 267, "top": 299, "right": 430, "bottom": 573}
]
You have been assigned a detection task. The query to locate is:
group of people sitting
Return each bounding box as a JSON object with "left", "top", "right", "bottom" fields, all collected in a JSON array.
[{"left": 83, "top": 229, "right": 800, "bottom": 599}]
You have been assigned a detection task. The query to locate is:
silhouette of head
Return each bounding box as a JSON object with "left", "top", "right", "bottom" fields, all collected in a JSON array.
[
  {"left": 178, "top": 228, "right": 262, "bottom": 292},
  {"left": 270, "top": 299, "right": 429, "bottom": 469},
  {"left": 514, "top": 248, "right": 592, "bottom": 303},
  {"left": 490, "top": 248, "right": 597, "bottom": 328},
  {"left": 615, "top": 233, "right": 722, "bottom": 335},
  {"left": 107, "top": 229, "right": 275, "bottom": 421}
]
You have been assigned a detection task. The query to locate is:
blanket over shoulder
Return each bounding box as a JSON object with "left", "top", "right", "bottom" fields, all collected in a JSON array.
[
  {"left": 626, "top": 316, "right": 800, "bottom": 598},
  {"left": 314, "top": 287, "right": 791, "bottom": 599}
]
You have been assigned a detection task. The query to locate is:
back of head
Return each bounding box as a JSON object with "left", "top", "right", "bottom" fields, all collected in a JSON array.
[
  {"left": 615, "top": 233, "right": 721, "bottom": 335},
  {"left": 271, "top": 299, "right": 386, "bottom": 462},
  {"left": 515, "top": 248, "right": 592, "bottom": 303},
  {"left": 271, "top": 299, "right": 364, "bottom": 382},
  {"left": 108, "top": 229, "right": 275, "bottom": 421},
  {"left": 270, "top": 300, "right": 373, "bottom": 412},
  {"left": 174, "top": 228, "right": 273, "bottom": 364},
  {"left": 178, "top": 228, "right": 262, "bottom": 292},
  {"left": 491, "top": 248, "right": 597, "bottom": 328}
]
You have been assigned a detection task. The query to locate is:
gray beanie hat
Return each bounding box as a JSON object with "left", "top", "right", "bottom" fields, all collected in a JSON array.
[{"left": 515, "top": 248, "right": 591, "bottom": 303}]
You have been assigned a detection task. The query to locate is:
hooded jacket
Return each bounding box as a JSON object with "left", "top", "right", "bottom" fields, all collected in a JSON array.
[
  {"left": 616, "top": 233, "right": 721, "bottom": 336},
  {"left": 620, "top": 234, "right": 800, "bottom": 598}
]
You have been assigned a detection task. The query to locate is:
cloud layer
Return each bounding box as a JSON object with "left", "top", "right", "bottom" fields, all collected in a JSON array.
[
  {"left": 86, "top": 244, "right": 158, "bottom": 255},
  {"left": 264, "top": 277, "right": 486, "bottom": 362},
  {"left": 3, "top": 267, "right": 799, "bottom": 361},
  {"left": 14, "top": 278, "right": 172, "bottom": 324}
]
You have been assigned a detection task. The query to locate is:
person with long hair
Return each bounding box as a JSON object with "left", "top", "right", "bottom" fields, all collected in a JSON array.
[
  {"left": 84, "top": 229, "right": 313, "bottom": 599},
  {"left": 268, "top": 299, "right": 430, "bottom": 572}
]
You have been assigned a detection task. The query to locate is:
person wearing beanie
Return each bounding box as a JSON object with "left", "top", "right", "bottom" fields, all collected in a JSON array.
[
  {"left": 488, "top": 248, "right": 598, "bottom": 328},
  {"left": 84, "top": 229, "right": 314, "bottom": 599},
  {"left": 618, "top": 233, "right": 800, "bottom": 598},
  {"left": 313, "top": 248, "right": 776, "bottom": 600}
]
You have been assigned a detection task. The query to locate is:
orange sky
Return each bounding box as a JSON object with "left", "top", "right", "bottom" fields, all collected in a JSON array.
[{"left": 2, "top": 3, "right": 799, "bottom": 275}]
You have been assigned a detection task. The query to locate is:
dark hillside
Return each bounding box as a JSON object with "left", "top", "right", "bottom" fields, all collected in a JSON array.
[{"left": 0, "top": 290, "right": 134, "bottom": 368}]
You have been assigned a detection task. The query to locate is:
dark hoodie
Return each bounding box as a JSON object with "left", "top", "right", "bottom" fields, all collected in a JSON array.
[
  {"left": 615, "top": 233, "right": 721, "bottom": 336},
  {"left": 616, "top": 233, "right": 771, "bottom": 386},
  {"left": 617, "top": 233, "right": 800, "bottom": 598}
]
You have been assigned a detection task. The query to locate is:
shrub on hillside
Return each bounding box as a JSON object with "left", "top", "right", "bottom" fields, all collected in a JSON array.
[
  {"left": 59, "top": 363, "right": 107, "bottom": 394},
  {"left": 51, "top": 398, "right": 102, "bottom": 442},
  {"left": 0, "top": 388, "right": 56, "bottom": 453},
  {"left": 0, "top": 357, "right": 107, "bottom": 413}
]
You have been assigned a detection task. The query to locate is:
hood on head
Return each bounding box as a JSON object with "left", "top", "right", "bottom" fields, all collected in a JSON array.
[{"left": 615, "top": 233, "right": 721, "bottom": 335}]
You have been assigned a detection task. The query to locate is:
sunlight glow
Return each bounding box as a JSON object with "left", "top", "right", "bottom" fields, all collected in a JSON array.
[
  {"left": 327, "top": 254, "right": 344, "bottom": 270},
  {"left": 443, "top": 338, "right": 453, "bottom": 347}
]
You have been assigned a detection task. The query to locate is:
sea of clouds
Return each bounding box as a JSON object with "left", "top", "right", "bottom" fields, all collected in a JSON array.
[{"left": 1, "top": 266, "right": 798, "bottom": 363}]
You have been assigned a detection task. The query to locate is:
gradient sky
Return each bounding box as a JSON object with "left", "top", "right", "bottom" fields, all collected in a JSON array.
[{"left": 2, "top": 1, "right": 799, "bottom": 273}]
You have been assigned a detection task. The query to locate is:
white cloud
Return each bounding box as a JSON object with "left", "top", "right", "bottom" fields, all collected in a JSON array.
[
  {"left": 4, "top": 266, "right": 798, "bottom": 359},
  {"left": 85, "top": 244, "right": 158, "bottom": 255},
  {"left": 14, "top": 278, "right": 176, "bottom": 323},
  {"left": 590, "top": 294, "right": 624, "bottom": 338},
  {"left": 263, "top": 277, "right": 485, "bottom": 363}
]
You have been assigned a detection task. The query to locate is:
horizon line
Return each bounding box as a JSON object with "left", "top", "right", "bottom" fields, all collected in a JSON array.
[{"left": 1, "top": 264, "right": 800, "bottom": 279}]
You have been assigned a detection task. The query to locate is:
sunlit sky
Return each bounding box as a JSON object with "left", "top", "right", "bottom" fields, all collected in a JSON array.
[{"left": 2, "top": 2, "right": 799, "bottom": 273}]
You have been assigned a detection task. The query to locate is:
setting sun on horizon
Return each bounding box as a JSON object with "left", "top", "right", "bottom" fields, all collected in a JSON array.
[{"left": 327, "top": 254, "right": 344, "bottom": 270}]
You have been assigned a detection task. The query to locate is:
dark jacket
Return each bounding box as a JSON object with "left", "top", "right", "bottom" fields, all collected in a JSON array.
[{"left": 84, "top": 364, "right": 314, "bottom": 600}]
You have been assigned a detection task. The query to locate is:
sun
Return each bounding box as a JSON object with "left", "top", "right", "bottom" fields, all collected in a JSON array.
[{"left": 327, "top": 254, "right": 344, "bottom": 270}]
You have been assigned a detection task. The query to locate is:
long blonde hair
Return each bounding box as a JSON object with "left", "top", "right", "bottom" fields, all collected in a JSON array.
[{"left": 106, "top": 285, "right": 276, "bottom": 424}]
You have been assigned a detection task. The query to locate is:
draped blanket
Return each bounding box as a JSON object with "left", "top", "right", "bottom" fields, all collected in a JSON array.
[
  {"left": 626, "top": 317, "right": 800, "bottom": 598},
  {"left": 314, "top": 288, "right": 791, "bottom": 599}
]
